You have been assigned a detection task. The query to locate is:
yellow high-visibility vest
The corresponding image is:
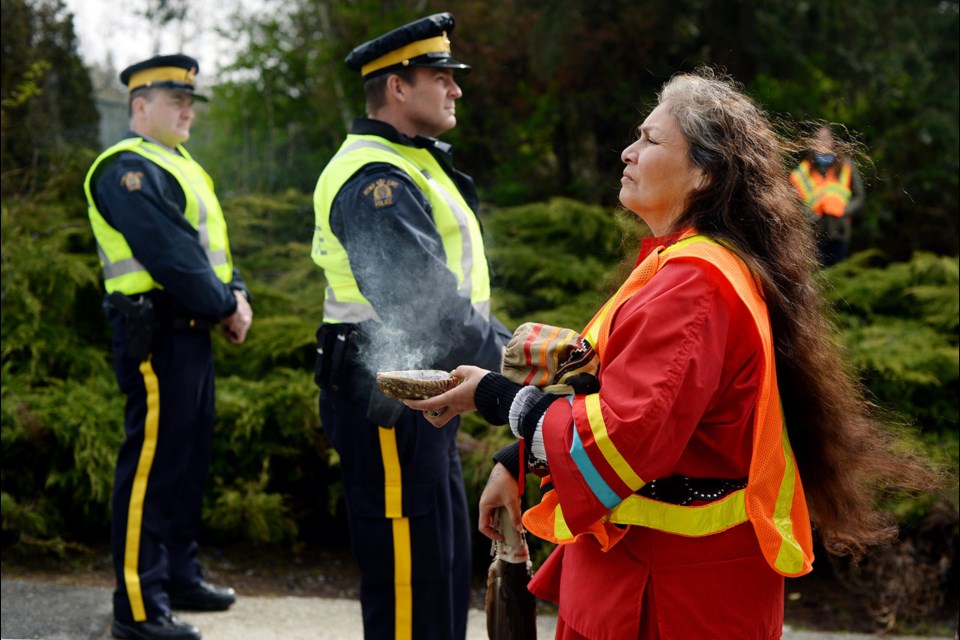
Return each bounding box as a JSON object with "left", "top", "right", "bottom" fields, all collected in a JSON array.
[
  {"left": 84, "top": 137, "right": 233, "bottom": 294},
  {"left": 312, "top": 134, "right": 492, "bottom": 323}
]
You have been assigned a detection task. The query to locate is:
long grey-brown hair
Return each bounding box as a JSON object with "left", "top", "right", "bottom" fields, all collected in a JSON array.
[{"left": 660, "top": 68, "right": 936, "bottom": 558}]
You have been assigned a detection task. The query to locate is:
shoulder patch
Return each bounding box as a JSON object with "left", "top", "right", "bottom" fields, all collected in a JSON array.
[
  {"left": 362, "top": 178, "right": 401, "bottom": 208},
  {"left": 120, "top": 171, "right": 144, "bottom": 192}
]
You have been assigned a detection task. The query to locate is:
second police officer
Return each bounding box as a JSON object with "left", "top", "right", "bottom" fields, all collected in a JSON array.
[
  {"left": 311, "top": 13, "right": 511, "bottom": 640},
  {"left": 84, "top": 54, "right": 252, "bottom": 640}
]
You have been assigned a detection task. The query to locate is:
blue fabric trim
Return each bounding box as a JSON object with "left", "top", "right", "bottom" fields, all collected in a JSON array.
[{"left": 569, "top": 408, "right": 620, "bottom": 510}]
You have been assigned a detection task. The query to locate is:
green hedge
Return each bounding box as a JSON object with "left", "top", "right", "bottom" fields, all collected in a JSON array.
[{"left": 2, "top": 192, "right": 956, "bottom": 585}]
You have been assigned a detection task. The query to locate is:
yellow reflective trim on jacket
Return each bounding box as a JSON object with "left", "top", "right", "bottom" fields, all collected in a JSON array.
[
  {"left": 553, "top": 504, "right": 574, "bottom": 540},
  {"left": 580, "top": 304, "right": 606, "bottom": 347},
  {"left": 607, "top": 490, "right": 748, "bottom": 535},
  {"left": 583, "top": 394, "right": 644, "bottom": 490},
  {"left": 84, "top": 137, "right": 233, "bottom": 294},
  {"left": 771, "top": 422, "right": 806, "bottom": 575},
  {"left": 312, "top": 134, "right": 491, "bottom": 324},
  {"left": 790, "top": 164, "right": 816, "bottom": 202}
]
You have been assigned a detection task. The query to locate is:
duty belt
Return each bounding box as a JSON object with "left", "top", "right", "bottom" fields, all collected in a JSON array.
[{"left": 168, "top": 317, "right": 214, "bottom": 331}]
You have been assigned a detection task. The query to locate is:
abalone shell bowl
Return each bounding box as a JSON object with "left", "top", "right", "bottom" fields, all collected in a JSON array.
[{"left": 376, "top": 369, "right": 460, "bottom": 400}]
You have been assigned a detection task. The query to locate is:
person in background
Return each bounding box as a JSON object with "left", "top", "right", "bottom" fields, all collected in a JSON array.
[
  {"left": 84, "top": 54, "right": 252, "bottom": 640},
  {"left": 407, "top": 69, "right": 935, "bottom": 639},
  {"left": 791, "top": 125, "right": 865, "bottom": 267},
  {"left": 310, "top": 13, "right": 511, "bottom": 640}
]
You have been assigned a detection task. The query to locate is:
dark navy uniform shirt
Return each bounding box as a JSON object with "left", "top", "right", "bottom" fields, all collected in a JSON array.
[
  {"left": 329, "top": 118, "right": 508, "bottom": 372},
  {"left": 89, "top": 133, "right": 246, "bottom": 320}
]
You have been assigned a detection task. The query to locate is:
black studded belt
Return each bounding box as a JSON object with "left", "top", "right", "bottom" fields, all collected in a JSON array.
[{"left": 635, "top": 475, "right": 748, "bottom": 506}]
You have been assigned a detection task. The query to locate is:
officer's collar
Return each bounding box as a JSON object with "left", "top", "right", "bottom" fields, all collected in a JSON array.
[
  {"left": 351, "top": 117, "right": 451, "bottom": 154},
  {"left": 126, "top": 130, "right": 183, "bottom": 155}
]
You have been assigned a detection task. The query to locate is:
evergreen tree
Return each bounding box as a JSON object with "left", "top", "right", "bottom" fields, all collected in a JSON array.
[{"left": 1, "top": 0, "right": 99, "bottom": 195}]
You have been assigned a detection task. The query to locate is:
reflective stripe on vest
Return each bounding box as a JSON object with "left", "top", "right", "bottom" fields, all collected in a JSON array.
[
  {"left": 790, "top": 160, "right": 852, "bottom": 218},
  {"left": 312, "top": 135, "right": 491, "bottom": 324},
  {"left": 84, "top": 138, "right": 233, "bottom": 294},
  {"left": 522, "top": 235, "right": 814, "bottom": 577}
]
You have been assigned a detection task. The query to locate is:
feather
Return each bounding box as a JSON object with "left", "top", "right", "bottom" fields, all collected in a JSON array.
[{"left": 485, "top": 506, "right": 537, "bottom": 640}]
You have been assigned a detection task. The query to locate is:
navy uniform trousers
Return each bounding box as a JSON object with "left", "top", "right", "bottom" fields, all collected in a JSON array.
[
  {"left": 109, "top": 318, "right": 215, "bottom": 624},
  {"left": 321, "top": 385, "right": 472, "bottom": 640}
]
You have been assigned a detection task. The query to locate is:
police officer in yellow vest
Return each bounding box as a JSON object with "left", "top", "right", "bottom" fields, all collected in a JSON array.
[
  {"left": 311, "top": 13, "right": 510, "bottom": 640},
  {"left": 790, "top": 126, "right": 865, "bottom": 267},
  {"left": 84, "top": 54, "right": 252, "bottom": 640}
]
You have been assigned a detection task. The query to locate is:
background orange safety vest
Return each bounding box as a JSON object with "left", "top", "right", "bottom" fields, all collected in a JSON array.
[{"left": 790, "top": 159, "right": 853, "bottom": 218}]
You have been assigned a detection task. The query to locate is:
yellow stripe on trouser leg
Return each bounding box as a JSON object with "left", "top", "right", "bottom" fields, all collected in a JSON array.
[
  {"left": 124, "top": 358, "right": 161, "bottom": 621},
  {"left": 378, "top": 427, "right": 412, "bottom": 640}
]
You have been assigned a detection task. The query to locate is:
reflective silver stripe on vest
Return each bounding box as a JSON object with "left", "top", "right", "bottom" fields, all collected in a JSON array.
[
  {"left": 326, "top": 292, "right": 488, "bottom": 323},
  {"left": 420, "top": 168, "right": 474, "bottom": 299},
  {"left": 324, "top": 286, "right": 381, "bottom": 323},
  {"left": 99, "top": 248, "right": 226, "bottom": 281},
  {"left": 207, "top": 249, "right": 228, "bottom": 267},
  {"left": 135, "top": 145, "right": 225, "bottom": 268},
  {"left": 338, "top": 140, "right": 477, "bottom": 299},
  {"left": 98, "top": 245, "right": 147, "bottom": 279},
  {"left": 473, "top": 299, "right": 490, "bottom": 318}
]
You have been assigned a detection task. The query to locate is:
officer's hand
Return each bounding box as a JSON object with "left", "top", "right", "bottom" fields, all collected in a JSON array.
[{"left": 223, "top": 291, "right": 253, "bottom": 344}]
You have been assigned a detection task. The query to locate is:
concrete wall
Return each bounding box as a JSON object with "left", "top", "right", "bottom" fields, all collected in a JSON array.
[{"left": 96, "top": 96, "right": 127, "bottom": 148}]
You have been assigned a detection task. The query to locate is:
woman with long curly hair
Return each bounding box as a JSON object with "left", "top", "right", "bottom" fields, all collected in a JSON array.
[{"left": 406, "top": 68, "right": 936, "bottom": 639}]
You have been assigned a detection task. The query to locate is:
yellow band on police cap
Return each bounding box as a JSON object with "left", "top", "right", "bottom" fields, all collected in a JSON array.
[
  {"left": 127, "top": 66, "right": 198, "bottom": 91},
  {"left": 361, "top": 34, "right": 451, "bottom": 78}
]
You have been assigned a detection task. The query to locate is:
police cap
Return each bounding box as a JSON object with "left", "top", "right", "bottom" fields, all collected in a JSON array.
[
  {"left": 120, "top": 53, "right": 208, "bottom": 101},
  {"left": 345, "top": 12, "right": 470, "bottom": 80}
]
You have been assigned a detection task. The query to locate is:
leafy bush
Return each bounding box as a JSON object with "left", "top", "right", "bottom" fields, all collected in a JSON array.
[
  {"left": 2, "top": 180, "right": 120, "bottom": 543},
  {"left": 206, "top": 462, "right": 299, "bottom": 545},
  {"left": 823, "top": 251, "right": 959, "bottom": 435},
  {"left": 1, "top": 185, "right": 330, "bottom": 547},
  {"left": 816, "top": 250, "right": 959, "bottom": 631},
  {"left": 484, "top": 197, "right": 645, "bottom": 329}
]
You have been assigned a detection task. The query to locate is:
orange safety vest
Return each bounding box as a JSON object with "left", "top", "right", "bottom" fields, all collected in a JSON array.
[
  {"left": 790, "top": 159, "right": 853, "bottom": 218},
  {"left": 522, "top": 235, "right": 814, "bottom": 578}
]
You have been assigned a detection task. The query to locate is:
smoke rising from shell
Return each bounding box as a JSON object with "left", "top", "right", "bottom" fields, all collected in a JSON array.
[
  {"left": 359, "top": 324, "right": 441, "bottom": 376},
  {"left": 340, "top": 211, "right": 469, "bottom": 379},
  {"left": 355, "top": 300, "right": 461, "bottom": 378}
]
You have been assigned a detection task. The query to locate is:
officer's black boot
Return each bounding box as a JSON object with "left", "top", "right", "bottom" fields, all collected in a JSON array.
[
  {"left": 168, "top": 581, "right": 236, "bottom": 611},
  {"left": 111, "top": 611, "right": 201, "bottom": 640}
]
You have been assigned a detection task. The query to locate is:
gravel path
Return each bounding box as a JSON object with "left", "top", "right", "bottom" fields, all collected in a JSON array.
[{"left": 0, "top": 579, "right": 945, "bottom": 640}]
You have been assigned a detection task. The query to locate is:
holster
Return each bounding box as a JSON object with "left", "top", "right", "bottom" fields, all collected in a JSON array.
[
  {"left": 366, "top": 387, "right": 405, "bottom": 428},
  {"left": 108, "top": 292, "right": 156, "bottom": 361},
  {"left": 314, "top": 322, "right": 405, "bottom": 426},
  {"left": 314, "top": 323, "right": 359, "bottom": 393}
]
